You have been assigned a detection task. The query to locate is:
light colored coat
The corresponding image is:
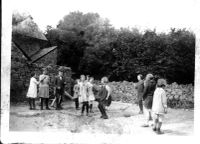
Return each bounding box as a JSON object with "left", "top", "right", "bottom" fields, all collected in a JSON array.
[
  {"left": 87, "top": 82, "right": 95, "bottom": 101},
  {"left": 27, "top": 77, "right": 39, "bottom": 98},
  {"left": 78, "top": 81, "right": 88, "bottom": 102},
  {"left": 152, "top": 87, "right": 167, "bottom": 114}
]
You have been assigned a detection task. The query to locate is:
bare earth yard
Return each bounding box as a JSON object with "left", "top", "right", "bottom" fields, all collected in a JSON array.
[{"left": 9, "top": 101, "right": 193, "bottom": 135}]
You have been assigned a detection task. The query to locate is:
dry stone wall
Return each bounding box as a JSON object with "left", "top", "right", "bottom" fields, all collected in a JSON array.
[{"left": 109, "top": 81, "right": 194, "bottom": 109}]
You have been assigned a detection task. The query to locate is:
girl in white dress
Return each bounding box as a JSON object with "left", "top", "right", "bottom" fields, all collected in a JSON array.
[
  {"left": 79, "top": 75, "right": 89, "bottom": 116},
  {"left": 87, "top": 77, "right": 95, "bottom": 113},
  {"left": 26, "top": 72, "right": 39, "bottom": 110},
  {"left": 152, "top": 79, "right": 167, "bottom": 134}
]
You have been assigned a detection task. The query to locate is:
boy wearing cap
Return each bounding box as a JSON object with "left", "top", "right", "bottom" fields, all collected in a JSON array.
[
  {"left": 152, "top": 79, "right": 168, "bottom": 134},
  {"left": 54, "top": 70, "right": 66, "bottom": 110}
]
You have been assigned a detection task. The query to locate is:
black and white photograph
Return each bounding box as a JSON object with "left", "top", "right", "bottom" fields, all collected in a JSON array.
[{"left": 1, "top": 0, "right": 200, "bottom": 143}]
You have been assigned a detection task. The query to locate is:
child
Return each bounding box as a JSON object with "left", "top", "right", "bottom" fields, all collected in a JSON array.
[
  {"left": 96, "top": 77, "right": 112, "bottom": 119},
  {"left": 73, "top": 79, "right": 80, "bottom": 110},
  {"left": 26, "top": 72, "right": 39, "bottom": 110},
  {"left": 79, "top": 75, "right": 89, "bottom": 116},
  {"left": 152, "top": 79, "right": 168, "bottom": 134},
  {"left": 87, "top": 77, "right": 95, "bottom": 113}
]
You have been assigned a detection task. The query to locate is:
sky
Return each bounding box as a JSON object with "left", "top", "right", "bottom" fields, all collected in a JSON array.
[{"left": 10, "top": 0, "right": 198, "bottom": 33}]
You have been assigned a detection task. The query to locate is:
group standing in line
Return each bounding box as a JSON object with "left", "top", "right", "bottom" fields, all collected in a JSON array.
[
  {"left": 135, "top": 73, "right": 168, "bottom": 134},
  {"left": 26, "top": 68, "right": 112, "bottom": 119},
  {"left": 26, "top": 68, "right": 168, "bottom": 132}
]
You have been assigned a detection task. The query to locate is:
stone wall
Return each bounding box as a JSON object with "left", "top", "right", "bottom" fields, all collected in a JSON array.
[
  {"left": 11, "top": 43, "right": 72, "bottom": 102},
  {"left": 109, "top": 81, "right": 194, "bottom": 109}
]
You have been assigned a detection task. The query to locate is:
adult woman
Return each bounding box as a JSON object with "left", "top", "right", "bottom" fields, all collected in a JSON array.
[
  {"left": 38, "top": 68, "right": 50, "bottom": 110},
  {"left": 97, "top": 77, "right": 112, "bottom": 119},
  {"left": 135, "top": 74, "right": 144, "bottom": 114},
  {"left": 142, "top": 73, "right": 156, "bottom": 127}
]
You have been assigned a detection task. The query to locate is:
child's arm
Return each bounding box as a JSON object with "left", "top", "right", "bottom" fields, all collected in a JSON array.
[
  {"left": 162, "top": 90, "right": 168, "bottom": 113},
  {"left": 105, "top": 85, "right": 112, "bottom": 100}
]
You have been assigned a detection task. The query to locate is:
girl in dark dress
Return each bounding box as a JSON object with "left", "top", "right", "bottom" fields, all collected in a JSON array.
[{"left": 96, "top": 77, "right": 112, "bottom": 119}]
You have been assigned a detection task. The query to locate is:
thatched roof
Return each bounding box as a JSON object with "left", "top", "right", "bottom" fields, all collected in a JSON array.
[
  {"left": 12, "top": 17, "right": 47, "bottom": 41},
  {"left": 12, "top": 15, "right": 57, "bottom": 63}
]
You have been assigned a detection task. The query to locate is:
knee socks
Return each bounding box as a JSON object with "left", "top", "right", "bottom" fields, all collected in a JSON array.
[{"left": 82, "top": 102, "right": 89, "bottom": 114}]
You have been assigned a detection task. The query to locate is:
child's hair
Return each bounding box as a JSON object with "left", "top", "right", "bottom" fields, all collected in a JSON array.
[
  {"left": 157, "top": 79, "right": 167, "bottom": 87},
  {"left": 137, "top": 74, "right": 144, "bottom": 80},
  {"left": 101, "top": 76, "right": 109, "bottom": 83},
  {"left": 31, "top": 72, "right": 36, "bottom": 77}
]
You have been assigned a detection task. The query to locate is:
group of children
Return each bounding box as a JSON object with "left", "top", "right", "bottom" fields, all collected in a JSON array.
[
  {"left": 136, "top": 73, "right": 168, "bottom": 135},
  {"left": 73, "top": 75, "right": 96, "bottom": 116},
  {"left": 26, "top": 69, "right": 168, "bottom": 131}
]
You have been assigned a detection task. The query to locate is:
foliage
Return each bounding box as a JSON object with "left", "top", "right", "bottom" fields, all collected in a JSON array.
[{"left": 45, "top": 12, "right": 195, "bottom": 84}]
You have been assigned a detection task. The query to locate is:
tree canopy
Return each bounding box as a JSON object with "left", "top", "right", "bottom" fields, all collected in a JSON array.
[{"left": 45, "top": 11, "right": 195, "bottom": 84}]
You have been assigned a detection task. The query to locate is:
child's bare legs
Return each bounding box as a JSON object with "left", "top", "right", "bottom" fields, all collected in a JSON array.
[
  {"left": 156, "top": 115, "right": 164, "bottom": 134},
  {"left": 153, "top": 114, "right": 158, "bottom": 131},
  {"left": 142, "top": 107, "right": 153, "bottom": 127}
]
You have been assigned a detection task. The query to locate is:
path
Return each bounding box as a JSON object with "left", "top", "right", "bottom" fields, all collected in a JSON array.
[{"left": 9, "top": 101, "right": 193, "bottom": 135}]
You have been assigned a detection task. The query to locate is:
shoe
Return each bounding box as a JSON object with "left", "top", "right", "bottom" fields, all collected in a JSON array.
[
  {"left": 29, "top": 107, "right": 33, "bottom": 110},
  {"left": 56, "top": 107, "right": 61, "bottom": 110},
  {"left": 138, "top": 111, "right": 143, "bottom": 114},
  {"left": 152, "top": 127, "right": 157, "bottom": 131},
  {"left": 156, "top": 130, "right": 164, "bottom": 135},
  {"left": 46, "top": 107, "right": 50, "bottom": 110},
  {"left": 141, "top": 124, "right": 149, "bottom": 127},
  {"left": 102, "top": 115, "right": 108, "bottom": 119},
  {"left": 100, "top": 115, "right": 104, "bottom": 118}
]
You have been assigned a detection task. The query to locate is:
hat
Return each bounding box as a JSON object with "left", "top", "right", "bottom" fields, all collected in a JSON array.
[
  {"left": 157, "top": 79, "right": 167, "bottom": 87},
  {"left": 146, "top": 73, "right": 153, "bottom": 80}
]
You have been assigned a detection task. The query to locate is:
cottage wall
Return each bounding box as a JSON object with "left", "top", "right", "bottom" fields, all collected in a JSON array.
[{"left": 11, "top": 43, "right": 72, "bottom": 102}]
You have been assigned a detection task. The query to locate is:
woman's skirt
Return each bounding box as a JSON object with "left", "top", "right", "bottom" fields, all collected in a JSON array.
[
  {"left": 38, "top": 85, "right": 49, "bottom": 98},
  {"left": 144, "top": 96, "right": 153, "bottom": 109}
]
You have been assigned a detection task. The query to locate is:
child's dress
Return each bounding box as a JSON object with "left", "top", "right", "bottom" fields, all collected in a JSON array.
[
  {"left": 73, "top": 84, "right": 80, "bottom": 98},
  {"left": 87, "top": 82, "right": 95, "bottom": 101},
  {"left": 79, "top": 82, "right": 88, "bottom": 103},
  {"left": 152, "top": 87, "right": 167, "bottom": 115},
  {"left": 27, "top": 77, "right": 39, "bottom": 98}
]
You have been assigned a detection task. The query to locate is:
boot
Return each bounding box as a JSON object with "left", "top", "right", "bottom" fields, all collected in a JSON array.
[
  {"left": 40, "top": 98, "right": 43, "bottom": 110},
  {"left": 156, "top": 122, "right": 164, "bottom": 135},
  {"left": 81, "top": 103, "right": 85, "bottom": 115},
  {"left": 32, "top": 99, "right": 36, "bottom": 110},
  {"left": 152, "top": 119, "right": 158, "bottom": 131},
  {"left": 90, "top": 104, "right": 94, "bottom": 113},
  {"left": 28, "top": 98, "right": 33, "bottom": 110},
  {"left": 46, "top": 99, "right": 50, "bottom": 110}
]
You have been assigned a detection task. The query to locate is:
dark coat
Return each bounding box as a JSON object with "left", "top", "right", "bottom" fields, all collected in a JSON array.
[
  {"left": 142, "top": 79, "right": 156, "bottom": 109},
  {"left": 135, "top": 80, "right": 144, "bottom": 101},
  {"left": 54, "top": 75, "right": 66, "bottom": 94},
  {"left": 96, "top": 85, "right": 112, "bottom": 106}
]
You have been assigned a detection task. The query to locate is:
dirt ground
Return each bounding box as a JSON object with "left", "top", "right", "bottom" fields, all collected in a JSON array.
[{"left": 9, "top": 100, "right": 193, "bottom": 135}]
